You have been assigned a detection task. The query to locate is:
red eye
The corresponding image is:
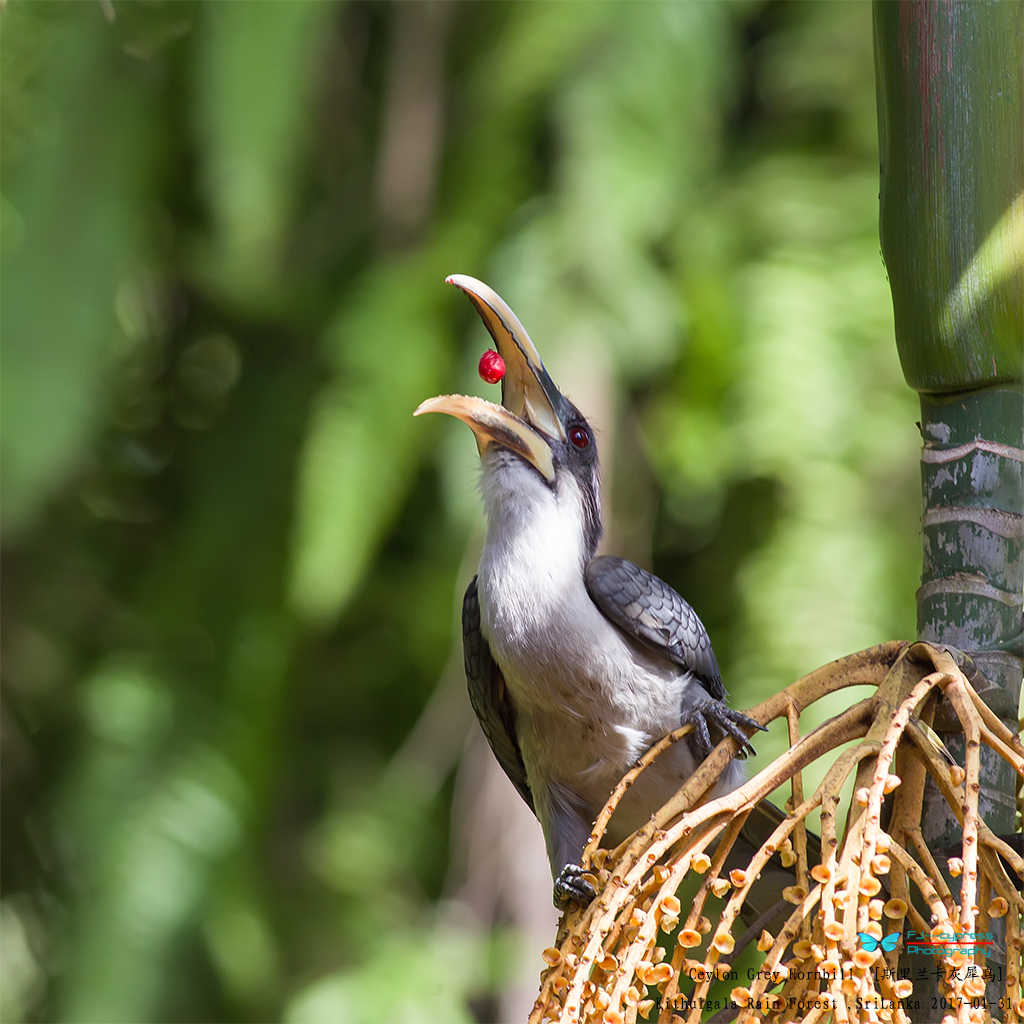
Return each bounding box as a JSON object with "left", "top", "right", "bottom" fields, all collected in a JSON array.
[{"left": 569, "top": 426, "right": 590, "bottom": 449}]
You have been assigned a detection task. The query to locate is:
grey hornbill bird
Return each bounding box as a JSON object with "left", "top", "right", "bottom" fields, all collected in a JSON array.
[{"left": 416, "top": 275, "right": 765, "bottom": 909}]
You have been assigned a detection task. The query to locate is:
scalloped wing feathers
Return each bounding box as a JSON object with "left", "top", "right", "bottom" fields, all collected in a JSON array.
[{"left": 584, "top": 556, "right": 724, "bottom": 702}]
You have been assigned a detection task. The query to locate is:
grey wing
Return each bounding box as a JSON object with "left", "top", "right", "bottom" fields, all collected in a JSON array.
[
  {"left": 462, "top": 577, "right": 535, "bottom": 813},
  {"left": 584, "top": 555, "right": 725, "bottom": 701}
]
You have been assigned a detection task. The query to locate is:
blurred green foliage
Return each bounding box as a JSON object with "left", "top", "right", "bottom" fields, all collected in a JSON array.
[{"left": 1, "top": 2, "right": 919, "bottom": 1021}]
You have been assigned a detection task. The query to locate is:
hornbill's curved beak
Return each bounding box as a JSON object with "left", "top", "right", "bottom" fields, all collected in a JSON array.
[{"left": 414, "top": 275, "right": 570, "bottom": 482}]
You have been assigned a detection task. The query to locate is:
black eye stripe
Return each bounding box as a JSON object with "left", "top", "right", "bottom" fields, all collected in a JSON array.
[{"left": 569, "top": 426, "right": 590, "bottom": 449}]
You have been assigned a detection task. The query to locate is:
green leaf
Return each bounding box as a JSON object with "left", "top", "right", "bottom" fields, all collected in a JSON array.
[
  {"left": 191, "top": 0, "right": 335, "bottom": 307},
  {"left": 288, "top": 257, "right": 450, "bottom": 624},
  {"left": 0, "top": 4, "right": 152, "bottom": 537}
]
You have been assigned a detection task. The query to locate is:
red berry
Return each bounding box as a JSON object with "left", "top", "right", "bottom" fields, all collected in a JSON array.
[{"left": 478, "top": 349, "right": 505, "bottom": 384}]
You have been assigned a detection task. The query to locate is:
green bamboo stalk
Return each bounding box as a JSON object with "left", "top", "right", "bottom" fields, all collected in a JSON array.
[{"left": 874, "top": 1, "right": 1022, "bottom": 1015}]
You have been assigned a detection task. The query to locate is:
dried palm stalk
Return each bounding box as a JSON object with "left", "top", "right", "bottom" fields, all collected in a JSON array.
[{"left": 528, "top": 641, "right": 1024, "bottom": 1024}]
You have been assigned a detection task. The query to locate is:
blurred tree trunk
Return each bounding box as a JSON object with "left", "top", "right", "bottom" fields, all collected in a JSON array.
[{"left": 874, "top": 0, "right": 1023, "bottom": 1014}]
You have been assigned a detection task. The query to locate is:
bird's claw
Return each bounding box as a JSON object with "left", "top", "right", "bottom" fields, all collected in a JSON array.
[
  {"left": 553, "top": 863, "right": 598, "bottom": 910},
  {"left": 683, "top": 698, "right": 765, "bottom": 761}
]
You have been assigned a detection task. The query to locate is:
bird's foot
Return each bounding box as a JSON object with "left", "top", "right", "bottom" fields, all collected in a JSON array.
[
  {"left": 683, "top": 698, "right": 766, "bottom": 760},
  {"left": 553, "top": 863, "right": 598, "bottom": 910}
]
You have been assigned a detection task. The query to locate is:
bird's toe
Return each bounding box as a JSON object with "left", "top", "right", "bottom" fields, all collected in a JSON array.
[
  {"left": 684, "top": 710, "right": 714, "bottom": 761},
  {"left": 685, "top": 699, "right": 764, "bottom": 759},
  {"left": 553, "top": 863, "right": 598, "bottom": 910}
]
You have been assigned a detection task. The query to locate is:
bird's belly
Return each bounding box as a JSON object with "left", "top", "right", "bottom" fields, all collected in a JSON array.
[
  {"left": 515, "top": 696, "right": 746, "bottom": 852},
  {"left": 485, "top": 618, "right": 684, "bottom": 784},
  {"left": 486, "top": 620, "right": 695, "bottom": 825}
]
